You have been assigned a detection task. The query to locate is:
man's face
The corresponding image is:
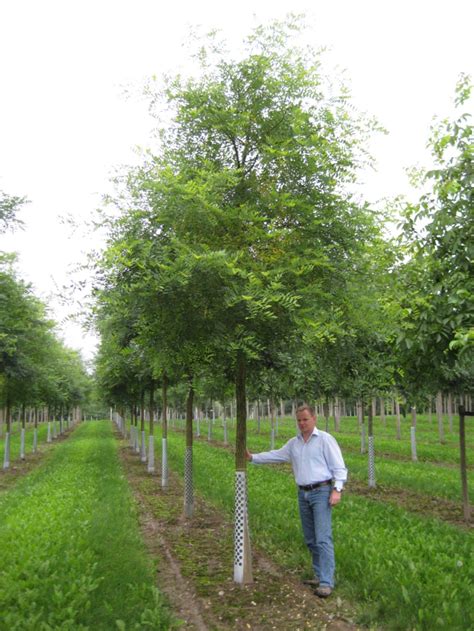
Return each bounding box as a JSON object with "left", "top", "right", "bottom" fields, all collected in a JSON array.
[{"left": 296, "top": 410, "right": 316, "bottom": 435}]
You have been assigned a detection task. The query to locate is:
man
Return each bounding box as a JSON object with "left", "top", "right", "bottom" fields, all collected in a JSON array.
[{"left": 246, "top": 404, "right": 347, "bottom": 597}]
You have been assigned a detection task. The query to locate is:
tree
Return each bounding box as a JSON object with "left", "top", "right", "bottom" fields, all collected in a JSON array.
[
  {"left": 140, "top": 18, "right": 386, "bottom": 583},
  {"left": 93, "top": 17, "right": 386, "bottom": 583},
  {"left": 397, "top": 75, "right": 474, "bottom": 395},
  {"left": 0, "top": 256, "right": 90, "bottom": 467}
]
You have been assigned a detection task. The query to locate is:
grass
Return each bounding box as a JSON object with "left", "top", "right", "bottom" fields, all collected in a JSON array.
[
  {"left": 160, "top": 429, "right": 474, "bottom": 631},
  {"left": 0, "top": 421, "right": 177, "bottom": 631}
]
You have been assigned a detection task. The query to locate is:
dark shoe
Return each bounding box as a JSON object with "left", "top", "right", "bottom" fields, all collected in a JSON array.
[
  {"left": 302, "top": 578, "right": 320, "bottom": 587},
  {"left": 315, "top": 586, "right": 332, "bottom": 598}
]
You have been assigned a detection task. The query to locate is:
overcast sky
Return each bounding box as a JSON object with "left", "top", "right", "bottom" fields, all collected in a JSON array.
[{"left": 0, "top": 0, "right": 473, "bottom": 363}]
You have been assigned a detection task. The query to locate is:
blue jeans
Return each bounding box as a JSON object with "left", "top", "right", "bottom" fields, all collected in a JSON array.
[{"left": 298, "top": 486, "right": 335, "bottom": 587}]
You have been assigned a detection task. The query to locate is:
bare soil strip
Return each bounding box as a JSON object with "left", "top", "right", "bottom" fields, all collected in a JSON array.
[{"left": 118, "top": 443, "right": 362, "bottom": 631}]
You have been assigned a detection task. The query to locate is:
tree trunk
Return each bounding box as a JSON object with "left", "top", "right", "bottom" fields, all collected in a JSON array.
[
  {"left": 447, "top": 392, "right": 453, "bottom": 433},
  {"left": 234, "top": 351, "right": 252, "bottom": 584},
  {"left": 269, "top": 399, "right": 275, "bottom": 449},
  {"left": 140, "top": 392, "right": 147, "bottom": 463},
  {"left": 380, "top": 397, "right": 386, "bottom": 427},
  {"left": 458, "top": 406, "right": 471, "bottom": 523},
  {"left": 3, "top": 399, "right": 11, "bottom": 469},
  {"left": 147, "top": 383, "right": 155, "bottom": 473},
  {"left": 436, "top": 391, "right": 445, "bottom": 444},
  {"left": 334, "top": 396, "right": 340, "bottom": 432},
  {"left": 356, "top": 399, "right": 362, "bottom": 428},
  {"left": 223, "top": 398, "right": 228, "bottom": 445},
  {"left": 162, "top": 374, "right": 169, "bottom": 488},
  {"left": 368, "top": 403, "right": 375, "bottom": 488},
  {"left": 360, "top": 402, "right": 366, "bottom": 454},
  {"left": 184, "top": 381, "right": 194, "bottom": 518},
  {"left": 129, "top": 405, "right": 134, "bottom": 448},
  {"left": 410, "top": 406, "right": 418, "bottom": 461},
  {"left": 195, "top": 406, "right": 201, "bottom": 437},
  {"left": 323, "top": 398, "right": 329, "bottom": 433},
  {"left": 427, "top": 396, "right": 433, "bottom": 424},
  {"left": 208, "top": 404, "right": 213, "bottom": 441},
  {"left": 395, "top": 399, "right": 401, "bottom": 440},
  {"left": 20, "top": 405, "right": 26, "bottom": 460}
]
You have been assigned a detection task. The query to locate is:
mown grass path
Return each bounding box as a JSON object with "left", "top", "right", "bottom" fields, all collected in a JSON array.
[{"left": 0, "top": 421, "right": 175, "bottom": 631}]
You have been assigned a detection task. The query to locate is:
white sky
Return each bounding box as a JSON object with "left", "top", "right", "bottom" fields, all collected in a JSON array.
[{"left": 0, "top": 0, "right": 473, "bottom": 363}]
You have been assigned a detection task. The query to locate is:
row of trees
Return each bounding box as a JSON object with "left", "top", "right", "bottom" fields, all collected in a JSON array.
[
  {"left": 0, "top": 190, "right": 92, "bottom": 467},
  {"left": 91, "top": 20, "right": 473, "bottom": 582}
]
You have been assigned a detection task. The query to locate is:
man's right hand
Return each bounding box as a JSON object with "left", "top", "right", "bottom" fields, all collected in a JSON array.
[{"left": 246, "top": 449, "right": 253, "bottom": 461}]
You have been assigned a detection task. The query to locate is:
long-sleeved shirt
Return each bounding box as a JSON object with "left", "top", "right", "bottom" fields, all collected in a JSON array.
[{"left": 250, "top": 427, "right": 348, "bottom": 491}]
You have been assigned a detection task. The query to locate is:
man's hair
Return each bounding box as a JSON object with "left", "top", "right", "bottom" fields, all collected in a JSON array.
[{"left": 296, "top": 404, "right": 315, "bottom": 416}]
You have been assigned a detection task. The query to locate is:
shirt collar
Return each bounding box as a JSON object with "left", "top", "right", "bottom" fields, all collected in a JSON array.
[{"left": 297, "top": 427, "right": 319, "bottom": 440}]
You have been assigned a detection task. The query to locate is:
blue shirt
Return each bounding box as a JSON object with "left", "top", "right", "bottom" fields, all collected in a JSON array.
[{"left": 251, "top": 427, "right": 348, "bottom": 491}]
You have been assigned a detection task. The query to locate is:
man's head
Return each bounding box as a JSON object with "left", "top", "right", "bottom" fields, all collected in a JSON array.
[{"left": 296, "top": 404, "right": 316, "bottom": 438}]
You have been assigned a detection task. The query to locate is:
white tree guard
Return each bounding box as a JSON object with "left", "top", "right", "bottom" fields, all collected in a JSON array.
[
  {"left": 162, "top": 438, "right": 168, "bottom": 488},
  {"left": 234, "top": 471, "right": 253, "bottom": 583},
  {"left": 134, "top": 427, "right": 140, "bottom": 453},
  {"left": 223, "top": 419, "right": 228, "bottom": 445},
  {"left": 33, "top": 428, "right": 38, "bottom": 453},
  {"left": 147, "top": 435, "right": 155, "bottom": 473},
  {"left": 140, "top": 430, "right": 147, "bottom": 462},
  {"left": 184, "top": 446, "right": 193, "bottom": 518},
  {"left": 410, "top": 426, "right": 418, "bottom": 461},
  {"left": 3, "top": 433, "right": 10, "bottom": 469},
  {"left": 368, "top": 435, "right": 376, "bottom": 488},
  {"left": 47, "top": 422, "right": 52, "bottom": 443},
  {"left": 129, "top": 425, "right": 134, "bottom": 448},
  {"left": 20, "top": 428, "right": 25, "bottom": 460}
]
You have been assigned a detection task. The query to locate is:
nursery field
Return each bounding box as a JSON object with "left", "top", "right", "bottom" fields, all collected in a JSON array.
[
  {"left": 1, "top": 415, "right": 472, "bottom": 630},
  {"left": 157, "top": 412, "right": 473, "bottom": 630}
]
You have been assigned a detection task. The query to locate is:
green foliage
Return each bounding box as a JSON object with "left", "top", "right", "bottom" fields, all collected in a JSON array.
[
  {"left": 0, "top": 189, "right": 27, "bottom": 233},
  {"left": 93, "top": 17, "right": 390, "bottom": 417},
  {"left": 397, "top": 75, "right": 474, "bottom": 392},
  {"left": 0, "top": 256, "right": 91, "bottom": 414}
]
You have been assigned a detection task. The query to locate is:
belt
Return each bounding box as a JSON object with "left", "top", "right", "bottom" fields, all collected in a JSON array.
[{"left": 298, "top": 480, "right": 332, "bottom": 491}]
